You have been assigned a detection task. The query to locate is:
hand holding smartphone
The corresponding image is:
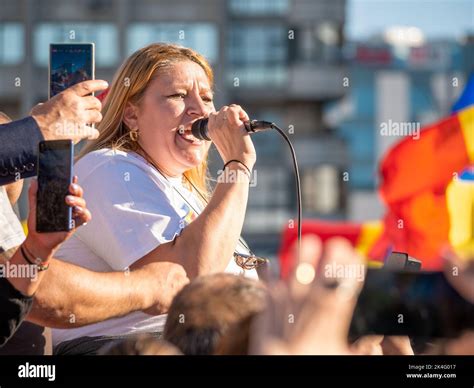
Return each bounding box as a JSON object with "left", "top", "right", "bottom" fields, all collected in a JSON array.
[
  {"left": 36, "top": 140, "right": 74, "bottom": 233},
  {"left": 349, "top": 268, "right": 474, "bottom": 338},
  {"left": 49, "top": 43, "right": 95, "bottom": 99}
]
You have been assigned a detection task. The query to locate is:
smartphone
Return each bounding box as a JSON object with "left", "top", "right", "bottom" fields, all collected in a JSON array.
[
  {"left": 36, "top": 140, "right": 74, "bottom": 233},
  {"left": 349, "top": 269, "right": 474, "bottom": 338},
  {"left": 49, "top": 43, "right": 95, "bottom": 98},
  {"left": 385, "top": 251, "right": 422, "bottom": 271}
]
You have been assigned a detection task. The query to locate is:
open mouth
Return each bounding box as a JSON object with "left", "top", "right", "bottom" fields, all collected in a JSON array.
[{"left": 177, "top": 128, "right": 203, "bottom": 145}]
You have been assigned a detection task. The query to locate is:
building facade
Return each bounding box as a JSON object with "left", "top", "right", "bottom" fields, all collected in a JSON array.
[{"left": 1, "top": 0, "right": 348, "bottom": 261}]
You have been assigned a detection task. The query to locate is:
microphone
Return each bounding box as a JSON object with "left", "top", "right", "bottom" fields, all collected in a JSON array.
[{"left": 191, "top": 118, "right": 274, "bottom": 141}]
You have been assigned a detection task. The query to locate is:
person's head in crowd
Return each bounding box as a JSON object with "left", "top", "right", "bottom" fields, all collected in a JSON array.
[
  {"left": 80, "top": 43, "right": 215, "bottom": 196},
  {"left": 0, "top": 112, "right": 23, "bottom": 205},
  {"left": 99, "top": 334, "right": 182, "bottom": 356},
  {"left": 214, "top": 314, "right": 257, "bottom": 355},
  {"left": 163, "top": 273, "right": 267, "bottom": 355}
]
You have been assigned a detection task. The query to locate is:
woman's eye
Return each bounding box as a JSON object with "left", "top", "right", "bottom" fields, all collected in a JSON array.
[
  {"left": 169, "top": 93, "right": 186, "bottom": 99},
  {"left": 202, "top": 96, "right": 213, "bottom": 103}
]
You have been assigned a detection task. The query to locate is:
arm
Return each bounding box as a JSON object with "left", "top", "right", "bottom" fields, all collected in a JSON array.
[
  {"left": 0, "top": 277, "right": 33, "bottom": 347},
  {"left": 0, "top": 80, "right": 108, "bottom": 187},
  {"left": 23, "top": 177, "right": 189, "bottom": 328},
  {"left": 132, "top": 162, "right": 251, "bottom": 279},
  {"left": 131, "top": 105, "right": 256, "bottom": 279},
  {"left": 28, "top": 259, "right": 188, "bottom": 328},
  {"left": 0, "top": 117, "right": 43, "bottom": 186}
]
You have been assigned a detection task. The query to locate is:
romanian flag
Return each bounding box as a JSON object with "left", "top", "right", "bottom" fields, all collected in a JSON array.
[
  {"left": 278, "top": 106, "right": 474, "bottom": 277},
  {"left": 372, "top": 105, "right": 474, "bottom": 269}
]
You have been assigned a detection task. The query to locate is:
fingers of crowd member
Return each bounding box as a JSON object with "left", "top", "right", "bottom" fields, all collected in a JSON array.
[
  {"left": 65, "top": 194, "right": 86, "bottom": 209},
  {"left": 84, "top": 109, "right": 103, "bottom": 124},
  {"left": 301, "top": 238, "right": 364, "bottom": 353},
  {"left": 380, "top": 336, "right": 414, "bottom": 355},
  {"left": 317, "top": 237, "right": 364, "bottom": 293},
  {"left": 82, "top": 95, "right": 102, "bottom": 111},
  {"left": 247, "top": 282, "right": 294, "bottom": 355},
  {"left": 350, "top": 335, "right": 384, "bottom": 355},
  {"left": 68, "top": 180, "right": 83, "bottom": 197},
  {"left": 85, "top": 126, "right": 100, "bottom": 140},
  {"left": 290, "top": 235, "right": 323, "bottom": 296},
  {"left": 68, "top": 80, "right": 109, "bottom": 97}
]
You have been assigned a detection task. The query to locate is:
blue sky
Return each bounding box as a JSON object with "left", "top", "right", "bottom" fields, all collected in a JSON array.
[{"left": 347, "top": 0, "right": 474, "bottom": 40}]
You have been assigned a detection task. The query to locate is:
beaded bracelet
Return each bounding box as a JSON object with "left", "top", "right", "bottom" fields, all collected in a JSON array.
[{"left": 20, "top": 245, "right": 50, "bottom": 272}]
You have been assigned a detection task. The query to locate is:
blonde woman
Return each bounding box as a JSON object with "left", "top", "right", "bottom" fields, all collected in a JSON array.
[{"left": 52, "top": 43, "right": 259, "bottom": 354}]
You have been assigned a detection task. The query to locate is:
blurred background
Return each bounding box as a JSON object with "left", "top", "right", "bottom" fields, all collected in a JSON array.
[{"left": 0, "top": 0, "right": 473, "bottom": 265}]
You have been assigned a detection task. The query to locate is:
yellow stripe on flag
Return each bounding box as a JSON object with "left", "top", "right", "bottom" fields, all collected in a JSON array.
[{"left": 355, "top": 220, "right": 383, "bottom": 257}]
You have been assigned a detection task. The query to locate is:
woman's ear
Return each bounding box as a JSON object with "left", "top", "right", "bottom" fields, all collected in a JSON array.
[{"left": 123, "top": 102, "right": 139, "bottom": 130}]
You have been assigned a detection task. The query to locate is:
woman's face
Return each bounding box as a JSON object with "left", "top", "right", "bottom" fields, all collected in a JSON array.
[{"left": 129, "top": 60, "right": 215, "bottom": 177}]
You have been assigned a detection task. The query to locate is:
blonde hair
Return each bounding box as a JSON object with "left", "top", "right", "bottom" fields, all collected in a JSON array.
[{"left": 80, "top": 43, "right": 213, "bottom": 197}]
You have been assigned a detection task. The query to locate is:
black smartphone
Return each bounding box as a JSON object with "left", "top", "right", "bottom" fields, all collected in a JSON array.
[
  {"left": 349, "top": 269, "right": 474, "bottom": 338},
  {"left": 49, "top": 43, "right": 95, "bottom": 98},
  {"left": 385, "top": 251, "right": 422, "bottom": 271},
  {"left": 36, "top": 140, "right": 74, "bottom": 233}
]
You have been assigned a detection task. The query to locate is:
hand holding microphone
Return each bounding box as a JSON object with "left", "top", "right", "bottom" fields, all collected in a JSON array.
[
  {"left": 194, "top": 105, "right": 302, "bottom": 262},
  {"left": 199, "top": 105, "right": 259, "bottom": 171}
]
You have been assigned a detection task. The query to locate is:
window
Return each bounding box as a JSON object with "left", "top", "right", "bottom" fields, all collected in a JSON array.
[
  {"left": 229, "top": 0, "right": 289, "bottom": 16},
  {"left": 34, "top": 23, "right": 118, "bottom": 67},
  {"left": 228, "top": 24, "right": 287, "bottom": 66},
  {"left": 303, "top": 165, "right": 341, "bottom": 214},
  {"left": 127, "top": 23, "right": 218, "bottom": 64},
  {"left": 0, "top": 23, "right": 24, "bottom": 65},
  {"left": 248, "top": 166, "right": 289, "bottom": 208}
]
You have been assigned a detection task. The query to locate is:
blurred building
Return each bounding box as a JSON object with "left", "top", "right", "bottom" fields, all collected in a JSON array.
[
  {"left": 0, "top": 0, "right": 348, "bottom": 261},
  {"left": 325, "top": 30, "right": 474, "bottom": 222}
]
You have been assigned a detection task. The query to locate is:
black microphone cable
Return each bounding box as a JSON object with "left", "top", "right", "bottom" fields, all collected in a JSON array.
[
  {"left": 268, "top": 123, "right": 302, "bottom": 265},
  {"left": 192, "top": 117, "right": 302, "bottom": 264}
]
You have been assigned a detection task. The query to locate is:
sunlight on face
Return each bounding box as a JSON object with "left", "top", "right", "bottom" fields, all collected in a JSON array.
[{"left": 136, "top": 61, "right": 215, "bottom": 177}]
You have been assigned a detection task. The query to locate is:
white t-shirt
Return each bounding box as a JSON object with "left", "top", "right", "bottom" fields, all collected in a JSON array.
[
  {"left": 52, "top": 148, "right": 257, "bottom": 346},
  {"left": 0, "top": 186, "right": 25, "bottom": 253}
]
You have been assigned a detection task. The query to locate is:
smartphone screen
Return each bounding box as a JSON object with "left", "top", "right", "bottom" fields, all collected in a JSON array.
[
  {"left": 49, "top": 43, "right": 95, "bottom": 98},
  {"left": 36, "top": 140, "right": 74, "bottom": 233},
  {"left": 349, "top": 269, "right": 474, "bottom": 338}
]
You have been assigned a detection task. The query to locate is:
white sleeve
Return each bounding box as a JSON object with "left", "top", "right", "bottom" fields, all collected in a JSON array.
[{"left": 74, "top": 157, "right": 183, "bottom": 271}]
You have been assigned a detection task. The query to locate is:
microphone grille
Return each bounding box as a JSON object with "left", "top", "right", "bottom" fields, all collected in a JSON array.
[{"left": 192, "top": 118, "right": 211, "bottom": 141}]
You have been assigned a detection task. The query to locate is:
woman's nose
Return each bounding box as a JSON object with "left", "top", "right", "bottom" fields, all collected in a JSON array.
[{"left": 187, "top": 95, "right": 210, "bottom": 117}]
